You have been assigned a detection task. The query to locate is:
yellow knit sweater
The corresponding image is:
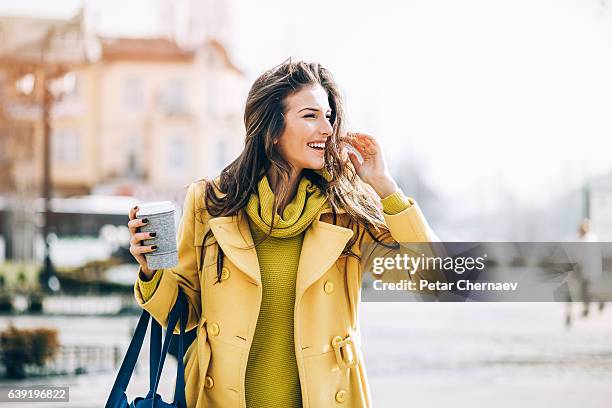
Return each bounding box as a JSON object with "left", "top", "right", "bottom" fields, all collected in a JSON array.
[
  {"left": 242, "top": 175, "right": 327, "bottom": 407},
  {"left": 138, "top": 175, "right": 411, "bottom": 407},
  {"left": 244, "top": 221, "right": 304, "bottom": 406}
]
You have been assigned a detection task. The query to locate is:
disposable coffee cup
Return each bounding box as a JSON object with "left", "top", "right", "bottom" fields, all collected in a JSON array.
[{"left": 136, "top": 201, "right": 178, "bottom": 270}]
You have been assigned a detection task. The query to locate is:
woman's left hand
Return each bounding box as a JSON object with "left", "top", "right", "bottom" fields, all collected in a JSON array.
[{"left": 343, "top": 132, "right": 399, "bottom": 198}]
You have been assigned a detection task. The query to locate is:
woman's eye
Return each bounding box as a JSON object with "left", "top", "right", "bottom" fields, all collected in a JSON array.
[{"left": 303, "top": 113, "right": 332, "bottom": 121}]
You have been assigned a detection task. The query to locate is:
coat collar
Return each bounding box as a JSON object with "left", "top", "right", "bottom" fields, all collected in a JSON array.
[{"left": 207, "top": 208, "right": 353, "bottom": 298}]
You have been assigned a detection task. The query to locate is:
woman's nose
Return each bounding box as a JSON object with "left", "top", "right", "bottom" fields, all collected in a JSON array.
[{"left": 321, "top": 120, "right": 333, "bottom": 136}]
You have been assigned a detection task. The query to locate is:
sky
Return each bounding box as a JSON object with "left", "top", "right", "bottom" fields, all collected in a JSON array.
[{"left": 2, "top": 0, "right": 612, "bottom": 218}]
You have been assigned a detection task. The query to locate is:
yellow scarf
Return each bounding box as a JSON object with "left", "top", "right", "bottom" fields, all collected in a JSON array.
[{"left": 245, "top": 172, "right": 329, "bottom": 238}]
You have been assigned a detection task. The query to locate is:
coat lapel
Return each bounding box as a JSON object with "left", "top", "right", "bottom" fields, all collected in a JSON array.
[
  {"left": 295, "top": 215, "right": 354, "bottom": 299},
  {"left": 208, "top": 214, "right": 261, "bottom": 286}
]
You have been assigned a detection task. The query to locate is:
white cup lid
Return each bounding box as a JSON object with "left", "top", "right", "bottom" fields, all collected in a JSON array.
[{"left": 137, "top": 201, "right": 175, "bottom": 216}]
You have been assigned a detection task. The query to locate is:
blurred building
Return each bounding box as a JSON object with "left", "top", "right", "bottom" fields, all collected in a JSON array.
[
  {"left": 93, "top": 36, "right": 245, "bottom": 196},
  {"left": 0, "top": 9, "right": 247, "bottom": 261},
  {"left": 0, "top": 11, "right": 95, "bottom": 197},
  {"left": 0, "top": 10, "right": 246, "bottom": 198}
]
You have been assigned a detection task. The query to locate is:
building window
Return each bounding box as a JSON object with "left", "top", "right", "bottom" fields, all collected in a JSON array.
[
  {"left": 169, "top": 135, "right": 187, "bottom": 171},
  {"left": 52, "top": 130, "right": 80, "bottom": 165},
  {"left": 162, "top": 79, "right": 186, "bottom": 114},
  {"left": 124, "top": 77, "right": 143, "bottom": 109},
  {"left": 206, "top": 78, "right": 217, "bottom": 114},
  {"left": 126, "top": 134, "right": 144, "bottom": 178}
]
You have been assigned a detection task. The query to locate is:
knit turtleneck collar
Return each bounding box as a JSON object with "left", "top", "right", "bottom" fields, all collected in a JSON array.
[{"left": 245, "top": 171, "right": 329, "bottom": 238}]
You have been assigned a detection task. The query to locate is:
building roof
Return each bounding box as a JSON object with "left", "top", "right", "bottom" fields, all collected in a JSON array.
[
  {"left": 99, "top": 37, "right": 193, "bottom": 62},
  {"left": 202, "top": 38, "right": 243, "bottom": 75},
  {"left": 99, "top": 36, "right": 243, "bottom": 75}
]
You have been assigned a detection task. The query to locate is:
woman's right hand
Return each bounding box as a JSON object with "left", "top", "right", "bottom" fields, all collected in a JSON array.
[{"left": 128, "top": 206, "right": 157, "bottom": 280}]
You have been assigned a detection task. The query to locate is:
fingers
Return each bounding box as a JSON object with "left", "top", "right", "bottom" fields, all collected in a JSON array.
[
  {"left": 340, "top": 133, "right": 365, "bottom": 151},
  {"left": 129, "top": 244, "right": 157, "bottom": 256},
  {"left": 127, "top": 205, "right": 155, "bottom": 269},
  {"left": 354, "top": 132, "right": 377, "bottom": 144},
  {"left": 356, "top": 134, "right": 378, "bottom": 154},
  {"left": 127, "top": 217, "right": 149, "bottom": 234},
  {"left": 128, "top": 205, "right": 139, "bottom": 220},
  {"left": 343, "top": 132, "right": 376, "bottom": 157},
  {"left": 130, "top": 231, "right": 157, "bottom": 245},
  {"left": 348, "top": 149, "right": 362, "bottom": 172},
  {"left": 344, "top": 131, "right": 376, "bottom": 141}
]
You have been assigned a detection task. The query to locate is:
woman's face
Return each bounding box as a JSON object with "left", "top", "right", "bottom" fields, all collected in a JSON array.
[{"left": 275, "top": 84, "right": 334, "bottom": 172}]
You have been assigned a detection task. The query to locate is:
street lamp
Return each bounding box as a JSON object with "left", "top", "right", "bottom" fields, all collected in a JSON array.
[
  {"left": 15, "top": 73, "right": 35, "bottom": 96},
  {"left": 15, "top": 70, "right": 75, "bottom": 293}
]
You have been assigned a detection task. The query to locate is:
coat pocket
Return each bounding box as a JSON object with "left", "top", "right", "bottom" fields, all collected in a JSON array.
[
  {"left": 203, "top": 338, "right": 243, "bottom": 407},
  {"left": 302, "top": 350, "right": 365, "bottom": 407}
]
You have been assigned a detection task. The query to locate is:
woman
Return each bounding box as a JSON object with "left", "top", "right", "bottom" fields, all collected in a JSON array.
[{"left": 128, "top": 59, "right": 438, "bottom": 407}]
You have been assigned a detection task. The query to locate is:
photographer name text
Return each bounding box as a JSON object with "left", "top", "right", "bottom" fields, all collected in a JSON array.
[{"left": 372, "top": 279, "right": 519, "bottom": 292}]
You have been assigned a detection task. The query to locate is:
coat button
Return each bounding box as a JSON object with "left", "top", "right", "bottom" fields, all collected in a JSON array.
[
  {"left": 209, "top": 322, "right": 220, "bottom": 336},
  {"left": 335, "top": 390, "right": 347, "bottom": 403},
  {"left": 324, "top": 280, "right": 334, "bottom": 294},
  {"left": 204, "top": 375, "right": 214, "bottom": 389},
  {"left": 220, "top": 267, "right": 230, "bottom": 281}
]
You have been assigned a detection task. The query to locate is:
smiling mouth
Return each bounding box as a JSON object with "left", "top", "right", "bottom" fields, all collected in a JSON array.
[{"left": 307, "top": 141, "right": 326, "bottom": 151}]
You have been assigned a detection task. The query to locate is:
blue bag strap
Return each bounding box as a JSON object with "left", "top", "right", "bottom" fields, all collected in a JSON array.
[
  {"left": 151, "top": 290, "right": 188, "bottom": 408},
  {"left": 173, "top": 295, "right": 187, "bottom": 407},
  {"left": 105, "top": 309, "right": 151, "bottom": 408},
  {"left": 149, "top": 319, "right": 162, "bottom": 391}
]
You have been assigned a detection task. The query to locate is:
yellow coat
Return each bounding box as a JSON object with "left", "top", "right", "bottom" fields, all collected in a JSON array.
[{"left": 134, "top": 180, "right": 438, "bottom": 407}]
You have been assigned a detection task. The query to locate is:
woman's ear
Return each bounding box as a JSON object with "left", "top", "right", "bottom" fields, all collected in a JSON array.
[{"left": 273, "top": 139, "right": 278, "bottom": 145}]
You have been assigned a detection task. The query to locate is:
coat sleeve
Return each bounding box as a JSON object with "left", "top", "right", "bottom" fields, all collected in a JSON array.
[
  {"left": 133, "top": 181, "right": 204, "bottom": 331},
  {"left": 357, "top": 189, "right": 446, "bottom": 298}
]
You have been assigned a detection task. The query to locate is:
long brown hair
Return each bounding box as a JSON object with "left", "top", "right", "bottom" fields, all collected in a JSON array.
[{"left": 199, "top": 58, "right": 395, "bottom": 280}]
